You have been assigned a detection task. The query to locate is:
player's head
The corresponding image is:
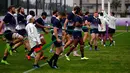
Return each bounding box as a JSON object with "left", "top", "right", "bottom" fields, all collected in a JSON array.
[
  {"left": 58, "top": 12, "right": 66, "bottom": 19},
  {"left": 99, "top": 12, "right": 103, "bottom": 16},
  {"left": 126, "top": 21, "right": 128, "bottom": 23},
  {"left": 73, "top": 6, "right": 81, "bottom": 14},
  {"left": 41, "top": 12, "right": 48, "bottom": 19},
  {"left": 8, "top": 5, "right": 16, "bottom": 14},
  {"left": 29, "top": 17, "right": 35, "bottom": 23},
  {"left": 94, "top": 12, "right": 99, "bottom": 17},
  {"left": 29, "top": 10, "right": 35, "bottom": 17},
  {"left": 111, "top": 12, "right": 115, "bottom": 16},
  {"left": 52, "top": 10, "right": 58, "bottom": 17},
  {"left": 85, "top": 11, "right": 89, "bottom": 15},
  {"left": 17, "top": 7, "right": 25, "bottom": 14}
]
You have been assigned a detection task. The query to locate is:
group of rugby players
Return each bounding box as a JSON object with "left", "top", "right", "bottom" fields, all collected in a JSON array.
[{"left": 0, "top": 5, "right": 116, "bottom": 69}]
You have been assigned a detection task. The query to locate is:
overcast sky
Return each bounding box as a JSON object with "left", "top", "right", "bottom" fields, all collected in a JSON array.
[{"left": 23, "top": 0, "right": 73, "bottom": 6}]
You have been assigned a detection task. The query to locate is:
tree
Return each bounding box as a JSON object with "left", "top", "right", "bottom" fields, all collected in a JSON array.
[{"left": 111, "top": 0, "right": 121, "bottom": 13}]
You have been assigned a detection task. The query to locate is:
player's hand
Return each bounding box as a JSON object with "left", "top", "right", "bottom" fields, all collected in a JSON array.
[
  {"left": 45, "top": 30, "right": 49, "bottom": 34},
  {"left": 57, "top": 38, "right": 61, "bottom": 43}
]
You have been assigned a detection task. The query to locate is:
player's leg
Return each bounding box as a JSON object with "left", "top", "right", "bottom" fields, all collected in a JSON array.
[
  {"left": 65, "top": 39, "right": 78, "bottom": 61},
  {"left": 94, "top": 33, "right": 99, "bottom": 51},
  {"left": 79, "top": 37, "right": 89, "bottom": 60},
  {"left": 1, "top": 48, "right": 10, "bottom": 65},
  {"left": 89, "top": 31, "right": 96, "bottom": 50}
]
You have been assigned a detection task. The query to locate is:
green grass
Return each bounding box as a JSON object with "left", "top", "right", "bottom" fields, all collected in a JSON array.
[
  {"left": 0, "top": 32, "right": 130, "bottom": 73},
  {"left": 116, "top": 26, "right": 130, "bottom": 30}
]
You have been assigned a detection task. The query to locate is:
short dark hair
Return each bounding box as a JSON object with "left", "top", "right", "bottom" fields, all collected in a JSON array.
[
  {"left": 41, "top": 12, "right": 48, "bottom": 16},
  {"left": 99, "top": 12, "right": 103, "bottom": 16},
  {"left": 17, "top": 6, "right": 22, "bottom": 13},
  {"left": 111, "top": 12, "right": 115, "bottom": 16},
  {"left": 58, "top": 12, "right": 66, "bottom": 16},
  {"left": 53, "top": 10, "right": 58, "bottom": 15},
  {"left": 29, "top": 10, "right": 35, "bottom": 16},
  {"left": 85, "top": 11, "right": 89, "bottom": 15},
  {"left": 74, "top": 6, "right": 81, "bottom": 11},
  {"left": 8, "top": 5, "right": 15, "bottom": 11}
]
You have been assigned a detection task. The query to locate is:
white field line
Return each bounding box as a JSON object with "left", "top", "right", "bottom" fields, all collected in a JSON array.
[{"left": 23, "top": 32, "right": 125, "bottom": 73}]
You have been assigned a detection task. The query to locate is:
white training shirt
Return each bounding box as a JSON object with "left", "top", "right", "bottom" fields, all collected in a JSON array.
[
  {"left": 98, "top": 16, "right": 106, "bottom": 32},
  {"left": 103, "top": 11, "right": 116, "bottom": 29},
  {"left": 25, "top": 23, "right": 41, "bottom": 48}
]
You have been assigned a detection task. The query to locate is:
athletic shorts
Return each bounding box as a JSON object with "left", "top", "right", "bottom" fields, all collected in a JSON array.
[
  {"left": 108, "top": 28, "right": 115, "bottom": 34},
  {"left": 73, "top": 31, "right": 82, "bottom": 39},
  {"left": 90, "top": 29, "right": 99, "bottom": 34},
  {"left": 33, "top": 45, "right": 42, "bottom": 53},
  {"left": 82, "top": 26, "right": 88, "bottom": 32},
  {"left": 99, "top": 31, "right": 106, "bottom": 35},
  {"left": 16, "top": 29, "right": 27, "bottom": 37},
  {"left": 52, "top": 35, "right": 62, "bottom": 47},
  {"left": 66, "top": 26, "right": 74, "bottom": 35},
  {"left": 4, "top": 30, "right": 13, "bottom": 41}
]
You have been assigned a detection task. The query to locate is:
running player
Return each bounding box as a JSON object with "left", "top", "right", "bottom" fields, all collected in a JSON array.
[
  {"left": 47, "top": 12, "right": 66, "bottom": 69},
  {"left": 25, "top": 16, "right": 43, "bottom": 68},
  {"left": 103, "top": 11, "right": 116, "bottom": 46},
  {"left": 65, "top": 9, "right": 89, "bottom": 61},
  {"left": 98, "top": 12, "right": 107, "bottom": 46},
  {"left": 50, "top": 10, "right": 58, "bottom": 53},
  {"left": 63, "top": 6, "right": 80, "bottom": 56},
  {"left": 89, "top": 12, "right": 103, "bottom": 51},
  {"left": 83, "top": 11, "right": 90, "bottom": 43}
]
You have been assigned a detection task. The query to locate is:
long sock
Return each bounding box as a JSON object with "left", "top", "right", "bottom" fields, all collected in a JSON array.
[
  {"left": 53, "top": 54, "right": 59, "bottom": 66},
  {"left": 80, "top": 49, "right": 84, "bottom": 57},
  {"left": 50, "top": 54, "right": 57, "bottom": 62},
  {"left": 110, "top": 40, "right": 113, "bottom": 45},
  {"left": 90, "top": 44, "right": 92, "bottom": 48},
  {"left": 28, "top": 48, "right": 34, "bottom": 56},
  {"left": 95, "top": 46, "right": 97, "bottom": 49},
  {"left": 3, "top": 56, "right": 7, "bottom": 60}
]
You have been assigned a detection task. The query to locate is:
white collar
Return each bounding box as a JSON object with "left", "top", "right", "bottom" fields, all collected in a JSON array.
[
  {"left": 8, "top": 12, "right": 14, "bottom": 16},
  {"left": 52, "top": 15, "right": 56, "bottom": 17}
]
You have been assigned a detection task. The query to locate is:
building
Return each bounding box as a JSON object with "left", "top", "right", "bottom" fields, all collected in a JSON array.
[{"left": 73, "top": 0, "right": 130, "bottom": 17}]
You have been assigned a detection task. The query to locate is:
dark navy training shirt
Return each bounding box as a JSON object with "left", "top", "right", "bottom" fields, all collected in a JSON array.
[
  {"left": 3, "top": 12, "right": 16, "bottom": 27},
  {"left": 67, "top": 12, "right": 75, "bottom": 26},
  {"left": 53, "top": 18, "right": 62, "bottom": 36},
  {"left": 17, "top": 13, "right": 27, "bottom": 25}
]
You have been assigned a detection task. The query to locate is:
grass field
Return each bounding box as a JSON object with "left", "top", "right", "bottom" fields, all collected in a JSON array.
[{"left": 0, "top": 28, "right": 130, "bottom": 73}]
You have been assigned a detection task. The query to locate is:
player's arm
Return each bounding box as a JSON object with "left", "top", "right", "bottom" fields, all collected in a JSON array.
[
  {"left": 98, "top": 19, "right": 103, "bottom": 30},
  {"left": 64, "top": 19, "right": 68, "bottom": 30}
]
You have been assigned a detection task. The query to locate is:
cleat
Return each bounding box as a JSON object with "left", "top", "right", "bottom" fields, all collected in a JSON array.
[
  {"left": 95, "top": 48, "right": 99, "bottom": 51},
  {"left": 73, "top": 53, "right": 81, "bottom": 57},
  {"left": 89, "top": 47, "right": 92, "bottom": 51},
  {"left": 103, "top": 44, "right": 106, "bottom": 47},
  {"left": 65, "top": 54, "right": 70, "bottom": 61},
  {"left": 26, "top": 55, "right": 31, "bottom": 60},
  {"left": 49, "top": 49, "right": 53, "bottom": 53},
  {"left": 33, "top": 64, "right": 40, "bottom": 69},
  {"left": 1, "top": 60, "right": 10, "bottom": 65},
  {"left": 53, "top": 65, "right": 58, "bottom": 69},
  {"left": 81, "top": 57, "right": 89, "bottom": 60}
]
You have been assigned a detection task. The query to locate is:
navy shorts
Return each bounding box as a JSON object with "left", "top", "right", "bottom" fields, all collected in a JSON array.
[
  {"left": 82, "top": 26, "right": 88, "bottom": 32},
  {"left": 73, "top": 31, "right": 82, "bottom": 39},
  {"left": 52, "top": 35, "right": 62, "bottom": 47},
  {"left": 90, "top": 29, "right": 99, "bottom": 34},
  {"left": 66, "top": 26, "right": 74, "bottom": 35},
  {"left": 108, "top": 28, "right": 115, "bottom": 34},
  {"left": 99, "top": 31, "right": 106, "bottom": 35},
  {"left": 4, "top": 30, "right": 13, "bottom": 41},
  {"left": 16, "top": 29, "right": 27, "bottom": 37}
]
